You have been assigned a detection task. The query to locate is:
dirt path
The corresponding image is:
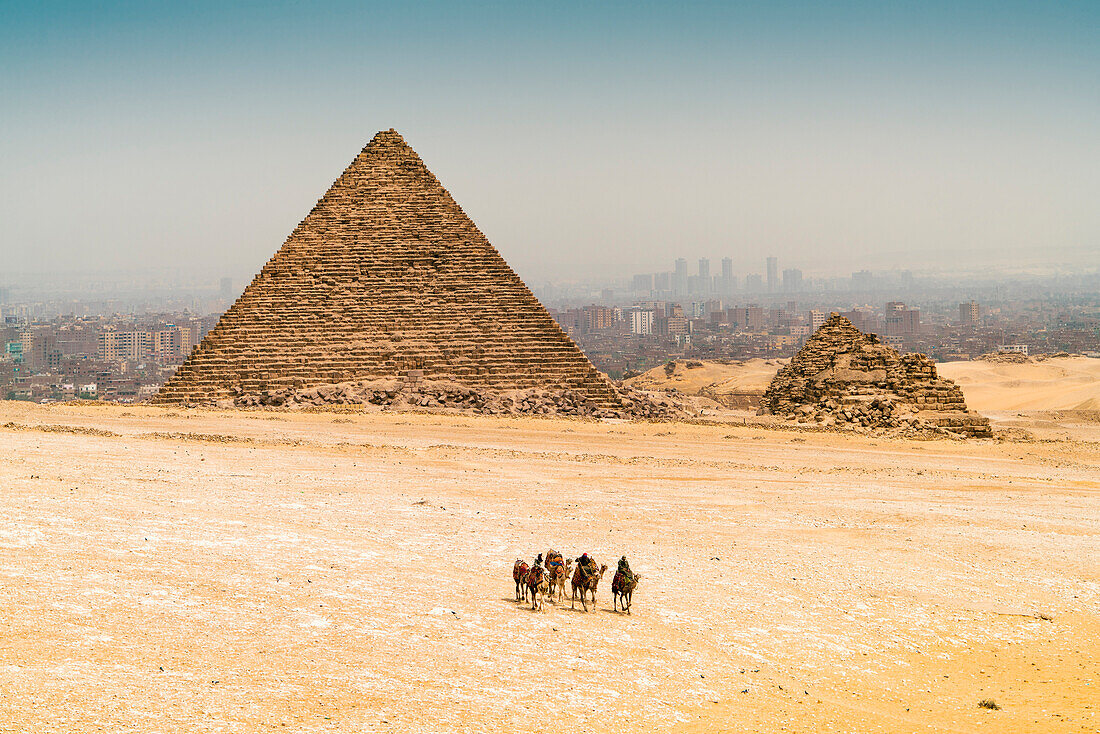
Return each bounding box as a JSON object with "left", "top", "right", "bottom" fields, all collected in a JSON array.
[{"left": 1, "top": 402, "right": 1097, "bottom": 732}]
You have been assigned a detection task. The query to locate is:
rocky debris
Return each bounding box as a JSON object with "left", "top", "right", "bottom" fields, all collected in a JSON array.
[
  {"left": 204, "top": 378, "right": 693, "bottom": 420},
  {"left": 977, "top": 352, "right": 1031, "bottom": 364},
  {"left": 977, "top": 351, "right": 1076, "bottom": 364},
  {"left": 155, "top": 129, "right": 621, "bottom": 411},
  {"left": 762, "top": 313, "right": 992, "bottom": 438}
]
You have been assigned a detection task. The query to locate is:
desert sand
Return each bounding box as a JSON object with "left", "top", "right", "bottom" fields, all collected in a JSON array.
[
  {"left": 1, "top": 400, "right": 1097, "bottom": 733},
  {"left": 626, "top": 359, "right": 786, "bottom": 409},
  {"left": 938, "top": 357, "right": 1100, "bottom": 412}
]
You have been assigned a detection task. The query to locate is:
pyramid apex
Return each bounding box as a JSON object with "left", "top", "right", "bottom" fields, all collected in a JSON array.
[{"left": 368, "top": 128, "right": 407, "bottom": 146}]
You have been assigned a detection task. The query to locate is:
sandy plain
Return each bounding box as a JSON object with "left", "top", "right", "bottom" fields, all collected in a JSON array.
[{"left": 1, "top": 401, "right": 1098, "bottom": 733}]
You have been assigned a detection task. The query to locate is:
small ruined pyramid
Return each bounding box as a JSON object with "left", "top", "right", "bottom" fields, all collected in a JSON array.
[
  {"left": 762, "top": 313, "right": 991, "bottom": 436},
  {"left": 156, "top": 129, "right": 620, "bottom": 407}
]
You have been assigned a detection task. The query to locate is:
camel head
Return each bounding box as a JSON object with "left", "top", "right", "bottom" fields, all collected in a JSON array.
[{"left": 599, "top": 564, "right": 608, "bottom": 578}]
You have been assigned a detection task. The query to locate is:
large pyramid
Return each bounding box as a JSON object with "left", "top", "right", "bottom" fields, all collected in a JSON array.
[
  {"left": 156, "top": 129, "right": 620, "bottom": 407},
  {"left": 762, "top": 313, "right": 992, "bottom": 437}
]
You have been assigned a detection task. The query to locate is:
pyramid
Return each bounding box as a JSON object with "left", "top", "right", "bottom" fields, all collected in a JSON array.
[
  {"left": 155, "top": 129, "right": 620, "bottom": 407},
  {"left": 762, "top": 313, "right": 991, "bottom": 436}
]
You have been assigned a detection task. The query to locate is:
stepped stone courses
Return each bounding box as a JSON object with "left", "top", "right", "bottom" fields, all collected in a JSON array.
[
  {"left": 155, "top": 129, "right": 621, "bottom": 409},
  {"left": 762, "top": 313, "right": 992, "bottom": 437}
]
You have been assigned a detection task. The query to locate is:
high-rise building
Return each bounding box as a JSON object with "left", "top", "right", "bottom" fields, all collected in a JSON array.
[
  {"left": 698, "top": 258, "right": 710, "bottom": 280},
  {"left": 766, "top": 257, "right": 778, "bottom": 292},
  {"left": 673, "top": 258, "right": 688, "bottom": 296},
  {"left": 632, "top": 273, "right": 654, "bottom": 293},
  {"left": 584, "top": 306, "right": 614, "bottom": 332},
  {"left": 807, "top": 310, "right": 827, "bottom": 332},
  {"left": 629, "top": 310, "right": 654, "bottom": 336},
  {"left": 959, "top": 301, "right": 980, "bottom": 327},
  {"left": 654, "top": 272, "right": 671, "bottom": 291},
  {"left": 97, "top": 329, "right": 152, "bottom": 362},
  {"left": 729, "top": 306, "right": 765, "bottom": 331},
  {"left": 745, "top": 273, "right": 763, "bottom": 292},
  {"left": 884, "top": 303, "right": 920, "bottom": 336},
  {"left": 782, "top": 268, "right": 802, "bottom": 292},
  {"left": 720, "top": 257, "right": 734, "bottom": 293}
]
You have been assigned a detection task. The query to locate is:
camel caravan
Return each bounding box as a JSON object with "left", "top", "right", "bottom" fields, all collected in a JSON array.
[{"left": 512, "top": 551, "right": 640, "bottom": 614}]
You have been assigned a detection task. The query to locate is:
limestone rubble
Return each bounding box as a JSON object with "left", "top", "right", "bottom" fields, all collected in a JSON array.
[
  {"left": 762, "top": 313, "right": 992, "bottom": 437},
  {"left": 208, "top": 378, "right": 694, "bottom": 420}
]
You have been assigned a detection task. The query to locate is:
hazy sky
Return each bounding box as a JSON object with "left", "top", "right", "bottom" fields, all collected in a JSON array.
[{"left": 1, "top": 1, "right": 1098, "bottom": 282}]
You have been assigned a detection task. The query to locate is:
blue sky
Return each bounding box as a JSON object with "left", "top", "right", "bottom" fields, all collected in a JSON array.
[{"left": 1, "top": 1, "right": 1097, "bottom": 281}]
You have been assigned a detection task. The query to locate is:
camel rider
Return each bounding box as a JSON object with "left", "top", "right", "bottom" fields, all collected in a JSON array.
[
  {"left": 617, "top": 555, "right": 633, "bottom": 584},
  {"left": 578, "top": 553, "right": 598, "bottom": 579}
]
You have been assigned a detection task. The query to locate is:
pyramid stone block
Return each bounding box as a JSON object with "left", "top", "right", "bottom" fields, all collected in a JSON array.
[{"left": 155, "top": 129, "right": 620, "bottom": 407}]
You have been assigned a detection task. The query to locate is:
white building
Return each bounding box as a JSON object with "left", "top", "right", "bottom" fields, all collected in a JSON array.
[{"left": 629, "top": 310, "right": 655, "bottom": 336}]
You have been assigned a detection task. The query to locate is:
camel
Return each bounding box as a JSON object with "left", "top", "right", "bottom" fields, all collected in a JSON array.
[
  {"left": 548, "top": 558, "right": 573, "bottom": 604},
  {"left": 544, "top": 550, "right": 571, "bottom": 604},
  {"left": 570, "top": 558, "right": 608, "bottom": 612},
  {"left": 512, "top": 559, "right": 530, "bottom": 602},
  {"left": 612, "top": 569, "right": 641, "bottom": 614},
  {"left": 525, "top": 564, "right": 549, "bottom": 611}
]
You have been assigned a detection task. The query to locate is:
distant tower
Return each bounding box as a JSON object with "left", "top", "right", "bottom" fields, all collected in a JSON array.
[
  {"left": 719, "top": 257, "right": 734, "bottom": 293},
  {"left": 673, "top": 258, "right": 688, "bottom": 296},
  {"left": 766, "top": 257, "right": 778, "bottom": 292},
  {"left": 698, "top": 258, "right": 710, "bottom": 279},
  {"left": 959, "top": 301, "right": 980, "bottom": 327},
  {"left": 782, "top": 268, "right": 802, "bottom": 292}
]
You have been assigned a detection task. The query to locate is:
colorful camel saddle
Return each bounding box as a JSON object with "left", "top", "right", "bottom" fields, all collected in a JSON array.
[{"left": 612, "top": 561, "right": 634, "bottom": 591}]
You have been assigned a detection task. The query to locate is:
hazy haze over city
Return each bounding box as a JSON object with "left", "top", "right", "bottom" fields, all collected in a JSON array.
[{"left": 1, "top": 1, "right": 1098, "bottom": 285}]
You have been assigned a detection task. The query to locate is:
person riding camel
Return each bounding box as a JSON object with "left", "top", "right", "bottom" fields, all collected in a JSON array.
[
  {"left": 577, "top": 552, "right": 598, "bottom": 581},
  {"left": 528, "top": 554, "right": 545, "bottom": 584},
  {"left": 617, "top": 555, "right": 633, "bottom": 584}
]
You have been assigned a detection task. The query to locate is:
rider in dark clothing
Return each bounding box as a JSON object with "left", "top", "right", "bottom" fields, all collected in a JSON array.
[
  {"left": 617, "top": 555, "right": 633, "bottom": 583},
  {"left": 576, "top": 553, "right": 598, "bottom": 580}
]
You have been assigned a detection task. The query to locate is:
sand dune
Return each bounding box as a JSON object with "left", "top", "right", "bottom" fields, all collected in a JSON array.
[
  {"left": 626, "top": 358, "right": 787, "bottom": 408},
  {"left": 937, "top": 357, "right": 1100, "bottom": 411}
]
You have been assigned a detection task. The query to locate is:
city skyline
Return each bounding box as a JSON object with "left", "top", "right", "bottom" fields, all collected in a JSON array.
[{"left": 2, "top": 2, "right": 1098, "bottom": 282}]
